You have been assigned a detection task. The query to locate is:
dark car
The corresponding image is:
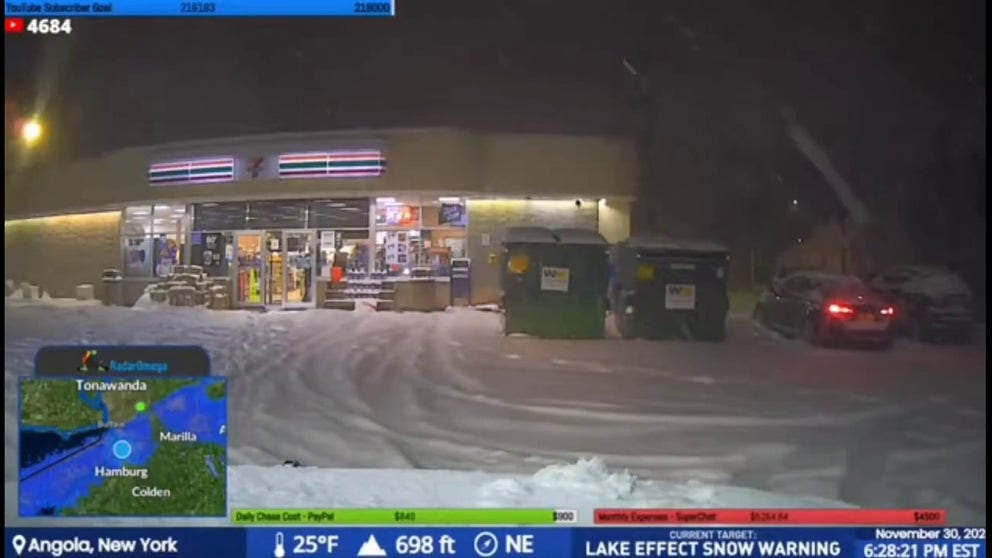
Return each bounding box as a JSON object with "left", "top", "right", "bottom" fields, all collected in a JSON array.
[
  {"left": 754, "top": 271, "right": 895, "bottom": 349},
  {"left": 868, "top": 266, "right": 974, "bottom": 343},
  {"left": 769, "top": 266, "right": 820, "bottom": 292}
]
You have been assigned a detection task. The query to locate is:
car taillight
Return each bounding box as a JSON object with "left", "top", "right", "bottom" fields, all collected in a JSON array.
[
  {"left": 826, "top": 303, "right": 855, "bottom": 316},
  {"left": 879, "top": 306, "right": 895, "bottom": 316}
]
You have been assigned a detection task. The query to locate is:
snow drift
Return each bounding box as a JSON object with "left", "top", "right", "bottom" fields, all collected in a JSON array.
[{"left": 5, "top": 458, "right": 847, "bottom": 527}]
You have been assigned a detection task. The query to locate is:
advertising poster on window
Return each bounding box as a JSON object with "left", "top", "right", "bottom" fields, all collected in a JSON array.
[
  {"left": 155, "top": 237, "right": 179, "bottom": 277},
  {"left": 385, "top": 231, "right": 409, "bottom": 266},
  {"left": 439, "top": 203, "right": 467, "bottom": 227},
  {"left": 125, "top": 237, "right": 151, "bottom": 275},
  {"left": 375, "top": 204, "right": 419, "bottom": 227},
  {"left": 203, "top": 233, "right": 224, "bottom": 268}
]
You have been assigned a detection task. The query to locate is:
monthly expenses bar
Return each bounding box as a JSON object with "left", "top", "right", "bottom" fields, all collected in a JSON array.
[
  {"left": 232, "top": 508, "right": 576, "bottom": 525},
  {"left": 3, "top": 0, "right": 395, "bottom": 17},
  {"left": 594, "top": 508, "right": 948, "bottom": 526}
]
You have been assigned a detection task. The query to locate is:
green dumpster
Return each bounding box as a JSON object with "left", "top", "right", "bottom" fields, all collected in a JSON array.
[
  {"left": 500, "top": 227, "right": 609, "bottom": 338},
  {"left": 549, "top": 228, "right": 609, "bottom": 339},
  {"left": 609, "top": 237, "right": 730, "bottom": 341},
  {"left": 501, "top": 227, "right": 560, "bottom": 337}
]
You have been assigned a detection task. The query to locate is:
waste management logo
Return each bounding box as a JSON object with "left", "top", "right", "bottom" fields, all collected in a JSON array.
[
  {"left": 665, "top": 283, "right": 696, "bottom": 309},
  {"left": 540, "top": 267, "right": 570, "bottom": 292}
]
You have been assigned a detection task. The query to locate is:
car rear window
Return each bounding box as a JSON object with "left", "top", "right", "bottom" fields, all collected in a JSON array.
[{"left": 820, "top": 276, "right": 868, "bottom": 294}]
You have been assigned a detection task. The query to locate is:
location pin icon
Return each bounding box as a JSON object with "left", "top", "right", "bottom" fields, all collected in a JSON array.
[{"left": 11, "top": 534, "right": 26, "bottom": 556}]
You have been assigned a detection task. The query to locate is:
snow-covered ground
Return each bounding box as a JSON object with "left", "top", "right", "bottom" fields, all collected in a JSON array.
[{"left": 4, "top": 299, "right": 986, "bottom": 526}]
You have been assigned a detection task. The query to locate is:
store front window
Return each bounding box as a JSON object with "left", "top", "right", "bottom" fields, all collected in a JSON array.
[
  {"left": 311, "top": 198, "right": 371, "bottom": 279},
  {"left": 373, "top": 195, "right": 467, "bottom": 276},
  {"left": 319, "top": 229, "right": 371, "bottom": 279},
  {"left": 186, "top": 198, "right": 373, "bottom": 306},
  {"left": 420, "top": 196, "right": 467, "bottom": 276},
  {"left": 133, "top": 197, "right": 468, "bottom": 285},
  {"left": 189, "top": 202, "right": 246, "bottom": 278},
  {"left": 374, "top": 195, "right": 420, "bottom": 275},
  {"left": 121, "top": 204, "right": 187, "bottom": 277}
]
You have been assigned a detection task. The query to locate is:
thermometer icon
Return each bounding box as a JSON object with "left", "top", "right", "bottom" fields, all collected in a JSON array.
[{"left": 274, "top": 532, "right": 286, "bottom": 558}]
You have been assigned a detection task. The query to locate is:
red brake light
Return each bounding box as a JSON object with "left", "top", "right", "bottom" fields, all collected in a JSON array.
[
  {"left": 826, "top": 303, "right": 855, "bottom": 315},
  {"left": 879, "top": 306, "right": 895, "bottom": 316}
]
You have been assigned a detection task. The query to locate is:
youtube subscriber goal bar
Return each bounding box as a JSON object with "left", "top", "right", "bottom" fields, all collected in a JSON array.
[
  {"left": 594, "top": 508, "right": 948, "bottom": 526},
  {"left": 5, "top": 0, "right": 394, "bottom": 17}
]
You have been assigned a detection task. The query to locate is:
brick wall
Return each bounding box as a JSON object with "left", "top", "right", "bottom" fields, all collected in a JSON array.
[
  {"left": 4, "top": 212, "right": 121, "bottom": 299},
  {"left": 466, "top": 199, "right": 598, "bottom": 304}
]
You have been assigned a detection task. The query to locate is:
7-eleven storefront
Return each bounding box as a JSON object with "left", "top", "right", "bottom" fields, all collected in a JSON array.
[{"left": 4, "top": 129, "right": 636, "bottom": 307}]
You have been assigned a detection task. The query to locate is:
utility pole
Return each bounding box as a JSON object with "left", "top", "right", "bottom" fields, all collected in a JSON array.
[
  {"left": 623, "top": 57, "right": 657, "bottom": 234},
  {"left": 782, "top": 107, "right": 873, "bottom": 273}
]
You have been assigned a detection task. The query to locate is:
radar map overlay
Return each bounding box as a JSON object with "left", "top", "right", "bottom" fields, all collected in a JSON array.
[{"left": 18, "top": 375, "right": 228, "bottom": 517}]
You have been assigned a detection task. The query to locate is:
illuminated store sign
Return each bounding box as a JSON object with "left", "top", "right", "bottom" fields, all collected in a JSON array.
[
  {"left": 148, "top": 158, "right": 235, "bottom": 185},
  {"left": 278, "top": 150, "right": 387, "bottom": 178}
]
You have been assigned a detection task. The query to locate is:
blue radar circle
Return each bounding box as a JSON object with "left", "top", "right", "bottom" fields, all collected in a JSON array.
[{"left": 112, "top": 439, "right": 133, "bottom": 460}]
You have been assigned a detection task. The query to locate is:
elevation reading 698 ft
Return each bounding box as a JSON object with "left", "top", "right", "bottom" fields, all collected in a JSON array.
[{"left": 18, "top": 376, "right": 228, "bottom": 517}]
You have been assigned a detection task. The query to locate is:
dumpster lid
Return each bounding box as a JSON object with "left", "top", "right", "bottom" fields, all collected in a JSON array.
[
  {"left": 503, "top": 226, "right": 558, "bottom": 244},
  {"left": 624, "top": 236, "right": 729, "bottom": 254},
  {"left": 553, "top": 228, "right": 607, "bottom": 245}
]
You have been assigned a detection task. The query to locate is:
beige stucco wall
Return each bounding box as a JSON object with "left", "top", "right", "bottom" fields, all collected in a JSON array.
[
  {"left": 465, "top": 199, "right": 599, "bottom": 304},
  {"left": 4, "top": 212, "right": 121, "bottom": 299},
  {"left": 597, "top": 199, "right": 631, "bottom": 243},
  {"left": 5, "top": 128, "right": 636, "bottom": 218},
  {"left": 478, "top": 134, "right": 637, "bottom": 197}
]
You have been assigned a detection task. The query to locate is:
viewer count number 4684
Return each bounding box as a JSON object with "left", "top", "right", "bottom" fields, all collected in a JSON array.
[{"left": 28, "top": 19, "right": 73, "bottom": 34}]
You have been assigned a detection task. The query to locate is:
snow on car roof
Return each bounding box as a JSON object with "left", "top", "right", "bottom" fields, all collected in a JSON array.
[
  {"left": 879, "top": 265, "right": 972, "bottom": 296},
  {"left": 790, "top": 270, "right": 865, "bottom": 287},
  {"left": 553, "top": 228, "right": 607, "bottom": 245},
  {"left": 892, "top": 265, "right": 947, "bottom": 274},
  {"left": 502, "top": 227, "right": 558, "bottom": 244},
  {"left": 623, "top": 236, "right": 729, "bottom": 253},
  {"left": 902, "top": 272, "right": 972, "bottom": 296}
]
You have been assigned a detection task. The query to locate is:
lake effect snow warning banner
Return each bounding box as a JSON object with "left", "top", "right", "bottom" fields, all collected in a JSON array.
[{"left": 3, "top": 527, "right": 986, "bottom": 558}]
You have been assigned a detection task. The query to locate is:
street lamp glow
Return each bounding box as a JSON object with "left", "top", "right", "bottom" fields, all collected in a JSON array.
[{"left": 21, "top": 119, "right": 43, "bottom": 145}]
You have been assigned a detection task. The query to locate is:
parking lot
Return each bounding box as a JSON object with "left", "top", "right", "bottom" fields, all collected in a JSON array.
[{"left": 4, "top": 301, "right": 987, "bottom": 523}]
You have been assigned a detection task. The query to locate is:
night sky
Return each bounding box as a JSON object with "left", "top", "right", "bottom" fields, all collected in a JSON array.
[{"left": 4, "top": 0, "right": 986, "bottom": 285}]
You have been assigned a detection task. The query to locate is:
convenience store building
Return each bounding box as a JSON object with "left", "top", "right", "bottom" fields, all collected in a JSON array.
[{"left": 4, "top": 128, "right": 636, "bottom": 307}]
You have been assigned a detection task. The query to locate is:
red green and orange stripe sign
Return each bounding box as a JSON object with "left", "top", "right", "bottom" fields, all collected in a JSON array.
[
  {"left": 149, "top": 158, "right": 235, "bottom": 185},
  {"left": 278, "top": 150, "right": 387, "bottom": 178}
]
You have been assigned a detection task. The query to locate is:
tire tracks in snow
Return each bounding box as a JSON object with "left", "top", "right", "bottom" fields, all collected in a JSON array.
[
  {"left": 242, "top": 312, "right": 425, "bottom": 467},
  {"left": 339, "top": 311, "right": 907, "bottom": 485}
]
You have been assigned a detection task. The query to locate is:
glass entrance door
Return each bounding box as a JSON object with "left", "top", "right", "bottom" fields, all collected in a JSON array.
[
  {"left": 283, "top": 231, "right": 315, "bottom": 307},
  {"left": 233, "top": 232, "right": 263, "bottom": 306},
  {"left": 264, "top": 231, "right": 284, "bottom": 306}
]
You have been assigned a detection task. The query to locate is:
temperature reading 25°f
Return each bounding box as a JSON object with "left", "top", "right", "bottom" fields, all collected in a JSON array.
[
  {"left": 294, "top": 534, "right": 340, "bottom": 554},
  {"left": 28, "top": 19, "right": 73, "bottom": 34}
]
